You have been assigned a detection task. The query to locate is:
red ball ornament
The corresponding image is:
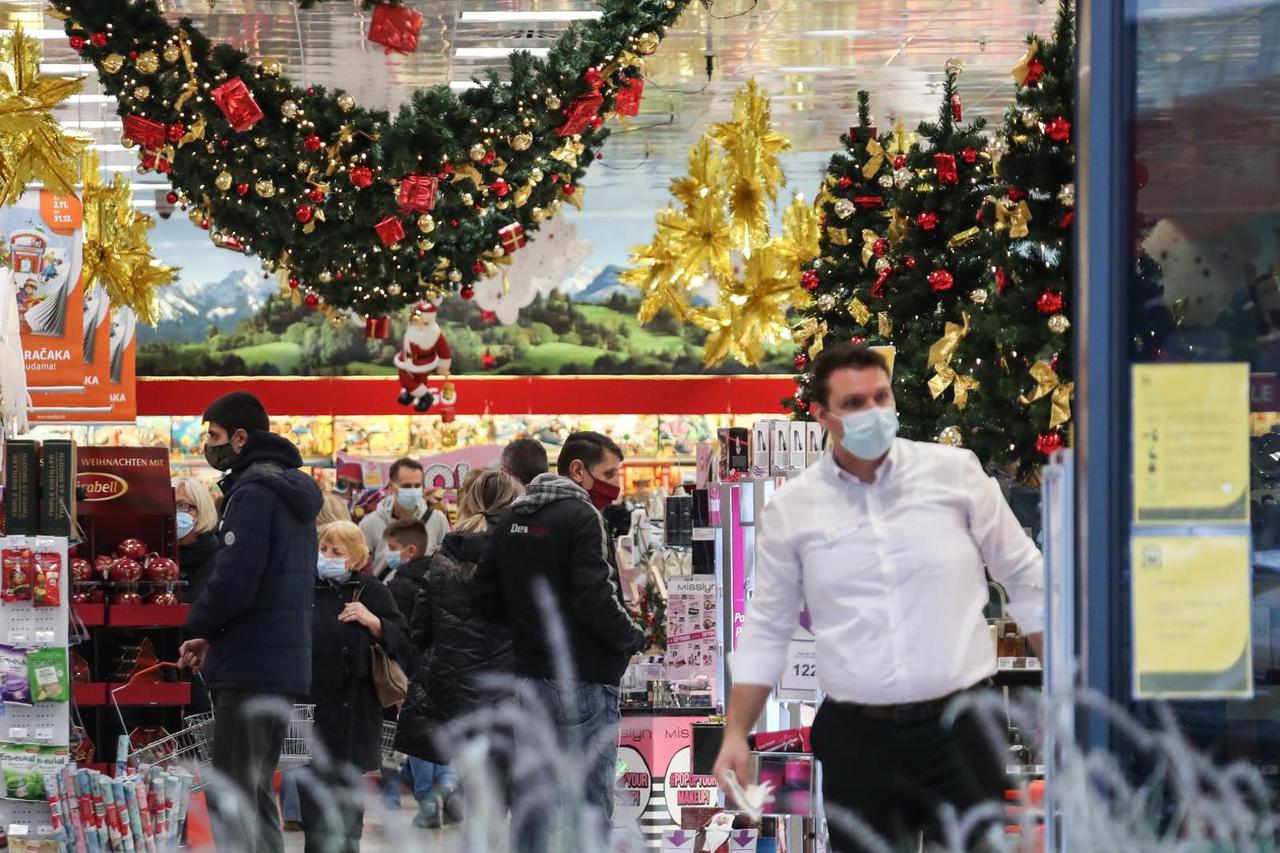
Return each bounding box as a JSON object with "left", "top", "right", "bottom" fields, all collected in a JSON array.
[
  {"left": 90, "top": 32, "right": 108, "bottom": 48},
  {"left": 236, "top": 183, "right": 250, "bottom": 196},
  {"left": 928, "top": 270, "right": 954, "bottom": 292},
  {"left": 335, "top": 271, "right": 344, "bottom": 280},
  {"left": 801, "top": 270, "right": 820, "bottom": 292},
  {"left": 905, "top": 256, "right": 917, "bottom": 269},
  {"left": 1008, "top": 187, "right": 1026, "bottom": 202},
  {"left": 851, "top": 335, "right": 867, "bottom": 345},
  {"left": 288, "top": 276, "right": 301, "bottom": 290},
  {"left": 481, "top": 150, "right": 497, "bottom": 166},
  {"left": 872, "top": 238, "right": 888, "bottom": 257},
  {"left": 165, "top": 191, "right": 179, "bottom": 204},
  {"left": 306, "top": 87, "right": 317, "bottom": 97},
  {"left": 491, "top": 179, "right": 510, "bottom": 198},
  {"left": 563, "top": 184, "right": 577, "bottom": 196},
  {"left": 167, "top": 123, "right": 185, "bottom": 143},
  {"left": 304, "top": 292, "right": 320, "bottom": 308},
  {"left": 459, "top": 284, "right": 475, "bottom": 301},
  {"left": 472, "top": 261, "right": 486, "bottom": 274},
  {"left": 837, "top": 176, "right": 854, "bottom": 189},
  {"left": 295, "top": 204, "right": 314, "bottom": 224},
  {"left": 198, "top": 219, "right": 210, "bottom": 230},
  {"left": 893, "top": 155, "right": 906, "bottom": 169},
  {"left": 1045, "top": 116, "right": 1072, "bottom": 143},
  {"left": 916, "top": 212, "right": 939, "bottom": 231},
  {"left": 440, "top": 163, "right": 454, "bottom": 176},
  {"left": 308, "top": 188, "right": 325, "bottom": 203},
  {"left": 961, "top": 147, "right": 978, "bottom": 164},
  {"left": 481, "top": 350, "right": 497, "bottom": 371},
  {"left": 1036, "top": 290, "right": 1065, "bottom": 315},
  {"left": 220, "top": 140, "right": 230, "bottom": 149},
  {"left": 480, "top": 310, "right": 497, "bottom": 324},
  {"left": 68, "top": 35, "right": 86, "bottom": 51},
  {"left": 303, "top": 134, "right": 323, "bottom": 152},
  {"left": 794, "top": 352, "right": 809, "bottom": 370},
  {"left": 1024, "top": 58, "right": 1046, "bottom": 86},
  {"left": 995, "top": 266, "right": 1009, "bottom": 294},
  {"left": 349, "top": 165, "right": 374, "bottom": 188},
  {"left": 450, "top": 219, "right": 459, "bottom": 227},
  {"left": 1036, "top": 430, "right": 1065, "bottom": 457}
]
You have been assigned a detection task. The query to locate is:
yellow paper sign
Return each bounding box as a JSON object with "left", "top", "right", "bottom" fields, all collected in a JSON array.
[
  {"left": 1133, "top": 363, "right": 1249, "bottom": 524},
  {"left": 1131, "top": 534, "right": 1252, "bottom": 699}
]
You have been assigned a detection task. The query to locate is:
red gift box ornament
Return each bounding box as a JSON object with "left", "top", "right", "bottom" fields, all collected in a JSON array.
[
  {"left": 123, "top": 115, "right": 166, "bottom": 151},
  {"left": 934, "top": 153, "right": 959, "bottom": 185},
  {"left": 210, "top": 77, "right": 264, "bottom": 133},
  {"left": 556, "top": 90, "right": 605, "bottom": 137},
  {"left": 397, "top": 174, "right": 439, "bottom": 213},
  {"left": 498, "top": 222, "right": 526, "bottom": 254},
  {"left": 375, "top": 216, "right": 406, "bottom": 247},
  {"left": 365, "top": 316, "right": 392, "bottom": 339},
  {"left": 368, "top": 3, "right": 424, "bottom": 55},
  {"left": 615, "top": 77, "right": 645, "bottom": 118},
  {"left": 951, "top": 94, "right": 963, "bottom": 122}
]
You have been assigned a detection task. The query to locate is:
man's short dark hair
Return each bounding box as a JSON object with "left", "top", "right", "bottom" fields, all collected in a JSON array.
[
  {"left": 388, "top": 457, "right": 424, "bottom": 484},
  {"left": 202, "top": 391, "right": 269, "bottom": 436},
  {"left": 384, "top": 518, "right": 428, "bottom": 555},
  {"left": 502, "top": 438, "right": 549, "bottom": 485},
  {"left": 810, "top": 344, "right": 890, "bottom": 408},
  {"left": 557, "top": 431, "right": 624, "bottom": 477}
]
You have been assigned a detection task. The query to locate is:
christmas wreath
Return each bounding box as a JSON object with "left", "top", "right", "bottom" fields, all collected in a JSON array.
[{"left": 50, "top": 0, "right": 691, "bottom": 323}]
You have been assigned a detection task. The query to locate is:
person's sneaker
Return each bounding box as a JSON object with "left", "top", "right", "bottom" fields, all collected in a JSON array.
[
  {"left": 412, "top": 796, "right": 443, "bottom": 829},
  {"left": 442, "top": 790, "right": 465, "bottom": 825}
]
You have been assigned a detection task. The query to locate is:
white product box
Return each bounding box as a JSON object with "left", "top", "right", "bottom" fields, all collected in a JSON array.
[
  {"left": 771, "top": 420, "right": 792, "bottom": 476},
  {"left": 789, "top": 421, "right": 807, "bottom": 471},
  {"left": 751, "top": 420, "right": 771, "bottom": 478},
  {"left": 806, "top": 422, "right": 825, "bottom": 466}
]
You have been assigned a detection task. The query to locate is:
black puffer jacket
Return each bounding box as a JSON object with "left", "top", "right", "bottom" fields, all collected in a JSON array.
[
  {"left": 185, "top": 431, "right": 323, "bottom": 697},
  {"left": 311, "top": 572, "right": 411, "bottom": 772},
  {"left": 394, "top": 528, "right": 514, "bottom": 764},
  {"left": 178, "top": 532, "right": 219, "bottom": 604},
  {"left": 476, "top": 475, "right": 644, "bottom": 686}
]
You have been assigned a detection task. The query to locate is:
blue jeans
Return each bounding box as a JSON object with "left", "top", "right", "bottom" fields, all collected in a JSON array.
[
  {"left": 407, "top": 757, "right": 457, "bottom": 801},
  {"left": 514, "top": 678, "right": 621, "bottom": 853}
]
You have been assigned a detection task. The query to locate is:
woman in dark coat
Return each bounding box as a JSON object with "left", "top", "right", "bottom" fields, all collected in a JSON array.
[
  {"left": 304, "top": 520, "right": 411, "bottom": 853},
  {"left": 174, "top": 478, "right": 220, "bottom": 714},
  {"left": 393, "top": 469, "right": 522, "bottom": 828}
]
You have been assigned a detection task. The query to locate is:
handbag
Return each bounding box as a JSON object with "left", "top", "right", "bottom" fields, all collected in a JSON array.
[{"left": 353, "top": 584, "right": 408, "bottom": 706}]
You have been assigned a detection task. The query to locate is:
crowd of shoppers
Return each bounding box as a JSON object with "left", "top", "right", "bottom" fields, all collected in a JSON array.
[{"left": 176, "top": 389, "right": 637, "bottom": 851}]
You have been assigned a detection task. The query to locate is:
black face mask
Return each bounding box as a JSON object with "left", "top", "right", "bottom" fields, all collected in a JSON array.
[{"left": 204, "top": 441, "right": 238, "bottom": 472}]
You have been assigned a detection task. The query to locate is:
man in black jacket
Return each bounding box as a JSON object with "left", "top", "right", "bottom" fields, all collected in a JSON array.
[
  {"left": 179, "top": 391, "right": 323, "bottom": 853},
  {"left": 479, "top": 431, "right": 645, "bottom": 845}
]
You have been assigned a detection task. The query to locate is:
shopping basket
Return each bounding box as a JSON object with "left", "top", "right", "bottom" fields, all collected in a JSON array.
[{"left": 381, "top": 719, "right": 398, "bottom": 764}]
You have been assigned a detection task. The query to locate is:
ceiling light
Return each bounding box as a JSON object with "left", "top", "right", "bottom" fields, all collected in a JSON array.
[
  {"left": 459, "top": 11, "right": 603, "bottom": 23},
  {"left": 62, "top": 94, "right": 118, "bottom": 105},
  {"left": 60, "top": 120, "right": 122, "bottom": 130},
  {"left": 38, "top": 63, "right": 84, "bottom": 76},
  {"left": 454, "top": 47, "right": 551, "bottom": 59},
  {"left": 801, "top": 29, "right": 875, "bottom": 38},
  {"left": 0, "top": 29, "right": 71, "bottom": 40},
  {"left": 93, "top": 144, "right": 128, "bottom": 152},
  {"left": 449, "top": 81, "right": 482, "bottom": 92}
]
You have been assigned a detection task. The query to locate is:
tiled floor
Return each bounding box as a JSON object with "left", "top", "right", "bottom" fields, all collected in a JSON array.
[{"left": 282, "top": 800, "right": 466, "bottom": 852}]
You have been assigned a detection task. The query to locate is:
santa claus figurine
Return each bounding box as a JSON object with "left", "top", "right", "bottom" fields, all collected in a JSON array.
[{"left": 395, "top": 300, "right": 454, "bottom": 412}]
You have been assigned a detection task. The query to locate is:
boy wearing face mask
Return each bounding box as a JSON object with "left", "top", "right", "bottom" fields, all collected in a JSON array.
[
  {"left": 477, "top": 431, "right": 645, "bottom": 849},
  {"left": 713, "top": 344, "right": 1046, "bottom": 853},
  {"left": 359, "top": 457, "right": 450, "bottom": 577}
]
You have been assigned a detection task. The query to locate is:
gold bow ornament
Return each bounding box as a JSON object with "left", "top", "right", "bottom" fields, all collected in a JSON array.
[
  {"left": 1019, "top": 361, "right": 1074, "bottom": 428},
  {"left": 990, "top": 196, "right": 1032, "bottom": 239},
  {"left": 860, "top": 229, "right": 881, "bottom": 267},
  {"left": 1012, "top": 39, "right": 1040, "bottom": 86},
  {"left": 927, "top": 312, "right": 979, "bottom": 408},
  {"left": 792, "top": 317, "right": 828, "bottom": 358},
  {"left": 862, "top": 137, "right": 886, "bottom": 180}
]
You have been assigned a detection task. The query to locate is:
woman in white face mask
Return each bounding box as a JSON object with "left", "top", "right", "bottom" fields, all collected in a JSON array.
[
  {"left": 303, "top": 522, "right": 411, "bottom": 853},
  {"left": 173, "top": 477, "right": 220, "bottom": 602}
]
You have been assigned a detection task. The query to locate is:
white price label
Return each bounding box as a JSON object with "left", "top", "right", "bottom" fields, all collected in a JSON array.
[
  {"left": 780, "top": 637, "right": 818, "bottom": 694},
  {"left": 692, "top": 527, "right": 716, "bottom": 542}
]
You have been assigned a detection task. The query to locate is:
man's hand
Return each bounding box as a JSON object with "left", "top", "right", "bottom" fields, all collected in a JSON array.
[
  {"left": 713, "top": 732, "right": 753, "bottom": 803},
  {"left": 179, "top": 639, "right": 209, "bottom": 673}
]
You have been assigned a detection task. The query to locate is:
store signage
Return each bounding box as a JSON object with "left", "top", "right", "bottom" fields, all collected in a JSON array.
[
  {"left": 76, "top": 448, "right": 175, "bottom": 559},
  {"left": 617, "top": 715, "right": 714, "bottom": 844},
  {"left": 78, "top": 472, "right": 129, "bottom": 502}
]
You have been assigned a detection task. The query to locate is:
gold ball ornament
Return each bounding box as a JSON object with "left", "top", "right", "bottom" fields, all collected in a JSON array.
[
  {"left": 510, "top": 132, "right": 533, "bottom": 151},
  {"left": 1048, "top": 313, "right": 1071, "bottom": 334},
  {"left": 132, "top": 85, "right": 150, "bottom": 101},
  {"left": 281, "top": 100, "right": 300, "bottom": 120},
  {"left": 461, "top": 193, "right": 474, "bottom": 207},
  {"left": 969, "top": 288, "right": 989, "bottom": 305},
  {"left": 937, "top": 426, "right": 964, "bottom": 447},
  {"left": 337, "top": 94, "right": 356, "bottom": 113},
  {"left": 944, "top": 57, "right": 964, "bottom": 76},
  {"left": 215, "top": 171, "right": 233, "bottom": 191},
  {"left": 546, "top": 94, "right": 562, "bottom": 111},
  {"left": 417, "top": 215, "right": 436, "bottom": 233},
  {"left": 469, "top": 144, "right": 487, "bottom": 162},
  {"left": 1057, "top": 183, "right": 1075, "bottom": 207},
  {"left": 1021, "top": 110, "right": 1039, "bottom": 128},
  {"left": 417, "top": 239, "right": 434, "bottom": 251},
  {"left": 497, "top": 201, "right": 510, "bottom": 210},
  {"left": 635, "top": 32, "right": 660, "bottom": 55},
  {"left": 894, "top": 168, "right": 913, "bottom": 189},
  {"left": 318, "top": 271, "right": 332, "bottom": 283},
  {"left": 530, "top": 168, "right": 544, "bottom": 183},
  {"left": 833, "top": 198, "right": 856, "bottom": 219},
  {"left": 874, "top": 257, "right": 891, "bottom": 274},
  {"left": 102, "top": 53, "right": 125, "bottom": 74},
  {"left": 878, "top": 174, "right": 894, "bottom": 189},
  {"left": 254, "top": 178, "right": 276, "bottom": 198},
  {"left": 435, "top": 257, "right": 451, "bottom": 270},
  {"left": 261, "top": 58, "right": 284, "bottom": 77},
  {"left": 448, "top": 270, "right": 462, "bottom": 284},
  {"left": 388, "top": 284, "right": 402, "bottom": 297},
  {"left": 531, "top": 206, "right": 547, "bottom": 222},
  {"left": 817, "top": 294, "right": 837, "bottom": 312},
  {"left": 163, "top": 43, "right": 181, "bottom": 64},
  {"left": 136, "top": 50, "right": 160, "bottom": 74}
]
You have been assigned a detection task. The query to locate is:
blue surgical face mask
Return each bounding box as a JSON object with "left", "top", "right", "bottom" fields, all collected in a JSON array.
[
  {"left": 176, "top": 512, "right": 196, "bottom": 539},
  {"left": 384, "top": 549, "right": 402, "bottom": 570},
  {"left": 838, "top": 407, "right": 899, "bottom": 461},
  {"left": 317, "top": 555, "right": 349, "bottom": 581},
  {"left": 395, "top": 486, "right": 423, "bottom": 510}
]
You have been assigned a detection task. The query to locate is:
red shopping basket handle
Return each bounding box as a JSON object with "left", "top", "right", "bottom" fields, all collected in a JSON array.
[{"left": 112, "top": 662, "right": 182, "bottom": 693}]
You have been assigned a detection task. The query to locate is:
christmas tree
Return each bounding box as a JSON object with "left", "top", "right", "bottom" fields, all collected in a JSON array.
[
  {"left": 937, "top": 0, "right": 1076, "bottom": 474},
  {"left": 785, "top": 91, "right": 910, "bottom": 417}
]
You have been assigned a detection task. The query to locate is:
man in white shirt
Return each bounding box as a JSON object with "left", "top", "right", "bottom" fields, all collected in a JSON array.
[
  {"left": 714, "top": 344, "right": 1044, "bottom": 852},
  {"left": 359, "top": 457, "right": 449, "bottom": 575}
]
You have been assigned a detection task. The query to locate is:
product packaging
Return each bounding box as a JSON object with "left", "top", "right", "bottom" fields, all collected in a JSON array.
[
  {"left": 717, "top": 427, "right": 750, "bottom": 481},
  {"left": 33, "top": 551, "right": 62, "bottom": 608},
  {"left": 749, "top": 726, "right": 812, "bottom": 753},
  {"left": 2, "top": 546, "right": 34, "bottom": 601},
  {"left": 3, "top": 440, "right": 40, "bottom": 535},
  {"left": 806, "top": 422, "right": 825, "bottom": 466},
  {"left": 29, "top": 745, "right": 68, "bottom": 800},
  {"left": 789, "top": 421, "right": 807, "bottom": 471},
  {"left": 40, "top": 439, "right": 77, "bottom": 537},
  {"left": 3, "top": 741, "right": 38, "bottom": 798},
  {"left": 0, "top": 644, "right": 33, "bottom": 704},
  {"left": 770, "top": 420, "right": 792, "bottom": 476},
  {"left": 28, "top": 647, "right": 70, "bottom": 702},
  {"left": 750, "top": 421, "right": 771, "bottom": 478}
]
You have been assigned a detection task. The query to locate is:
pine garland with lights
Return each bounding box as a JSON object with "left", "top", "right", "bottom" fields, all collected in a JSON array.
[
  {"left": 51, "top": 0, "right": 691, "bottom": 323},
  {"left": 784, "top": 91, "right": 904, "bottom": 417}
]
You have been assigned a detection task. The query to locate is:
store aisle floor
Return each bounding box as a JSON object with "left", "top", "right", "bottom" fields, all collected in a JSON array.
[{"left": 282, "top": 799, "right": 466, "bottom": 853}]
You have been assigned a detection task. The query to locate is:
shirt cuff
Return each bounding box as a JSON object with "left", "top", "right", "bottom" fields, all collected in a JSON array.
[
  {"left": 729, "top": 645, "right": 786, "bottom": 688},
  {"left": 1006, "top": 597, "right": 1044, "bottom": 635}
]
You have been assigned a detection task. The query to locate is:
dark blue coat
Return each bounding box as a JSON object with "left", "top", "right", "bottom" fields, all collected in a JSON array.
[{"left": 185, "top": 430, "right": 323, "bottom": 697}]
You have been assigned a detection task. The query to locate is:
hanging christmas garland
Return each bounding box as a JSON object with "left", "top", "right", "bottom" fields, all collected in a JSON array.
[{"left": 49, "top": 0, "right": 691, "bottom": 326}]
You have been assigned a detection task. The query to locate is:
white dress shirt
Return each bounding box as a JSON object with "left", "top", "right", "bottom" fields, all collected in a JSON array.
[{"left": 732, "top": 439, "right": 1045, "bottom": 705}]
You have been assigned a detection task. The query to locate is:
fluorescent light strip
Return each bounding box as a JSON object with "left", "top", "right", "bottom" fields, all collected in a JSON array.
[
  {"left": 64, "top": 94, "right": 119, "bottom": 105},
  {"left": 38, "top": 63, "right": 85, "bottom": 76},
  {"left": 454, "top": 47, "right": 550, "bottom": 59},
  {"left": 60, "top": 120, "right": 122, "bottom": 130},
  {"left": 459, "top": 11, "right": 602, "bottom": 22},
  {"left": 0, "top": 29, "right": 71, "bottom": 40}
]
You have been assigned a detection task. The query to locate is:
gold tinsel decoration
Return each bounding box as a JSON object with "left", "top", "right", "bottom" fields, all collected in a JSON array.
[
  {"left": 0, "top": 27, "right": 92, "bottom": 206},
  {"left": 80, "top": 152, "right": 177, "bottom": 325},
  {"left": 622, "top": 81, "right": 816, "bottom": 366}
]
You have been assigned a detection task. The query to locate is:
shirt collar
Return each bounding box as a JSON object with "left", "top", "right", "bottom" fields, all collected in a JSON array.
[{"left": 823, "top": 439, "right": 902, "bottom": 486}]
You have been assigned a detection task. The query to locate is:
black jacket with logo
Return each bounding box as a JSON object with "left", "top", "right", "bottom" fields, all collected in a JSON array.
[{"left": 476, "top": 475, "right": 644, "bottom": 686}]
